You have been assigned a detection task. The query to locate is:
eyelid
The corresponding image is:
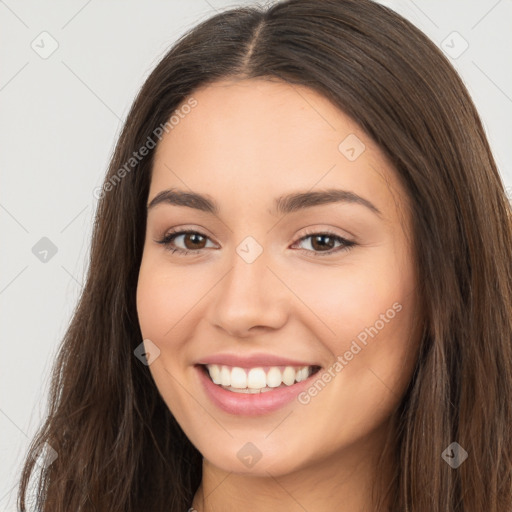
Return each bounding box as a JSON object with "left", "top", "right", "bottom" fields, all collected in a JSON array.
[
  {"left": 154, "top": 227, "right": 218, "bottom": 252},
  {"left": 295, "top": 225, "right": 355, "bottom": 243},
  {"left": 291, "top": 227, "right": 356, "bottom": 256}
]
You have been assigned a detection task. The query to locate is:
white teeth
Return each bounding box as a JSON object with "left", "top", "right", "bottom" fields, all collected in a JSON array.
[
  {"left": 297, "top": 367, "right": 309, "bottom": 382},
  {"left": 231, "top": 367, "right": 247, "bottom": 388},
  {"left": 220, "top": 366, "right": 231, "bottom": 386},
  {"left": 204, "top": 364, "right": 316, "bottom": 391},
  {"left": 282, "top": 366, "right": 296, "bottom": 386},
  {"left": 247, "top": 368, "right": 266, "bottom": 389},
  {"left": 266, "top": 367, "right": 282, "bottom": 388},
  {"left": 208, "top": 364, "right": 221, "bottom": 385}
]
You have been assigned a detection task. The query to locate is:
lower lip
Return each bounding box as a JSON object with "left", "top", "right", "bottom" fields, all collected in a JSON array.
[{"left": 196, "top": 365, "right": 319, "bottom": 416}]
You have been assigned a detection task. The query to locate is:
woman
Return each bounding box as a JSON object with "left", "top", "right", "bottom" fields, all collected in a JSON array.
[{"left": 17, "top": 0, "right": 512, "bottom": 510}]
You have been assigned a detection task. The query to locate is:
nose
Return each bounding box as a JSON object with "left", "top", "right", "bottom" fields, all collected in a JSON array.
[{"left": 208, "top": 245, "right": 289, "bottom": 338}]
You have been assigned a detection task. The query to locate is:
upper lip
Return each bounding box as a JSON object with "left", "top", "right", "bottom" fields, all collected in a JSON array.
[{"left": 195, "top": 353, "right": 322, "bottom": 369}]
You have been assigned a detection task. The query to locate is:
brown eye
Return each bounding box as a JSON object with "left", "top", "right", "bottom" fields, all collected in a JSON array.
[
  {"left": 309, "top": 234, "right": 337, "bottom": 252},
  {"left": 181, "top": 232, "right": 207, "bottom": 250},
  {"left": 293, "top": 231, "right": 356, "bottom": 257},
  {"left": 156, "top": 230, "right": 215, "bottom": 254}
]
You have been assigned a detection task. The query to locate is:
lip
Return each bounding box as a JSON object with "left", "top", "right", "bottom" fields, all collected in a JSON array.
[
  {"left": 195, "top": 364, "right": 321, "bottom": 416},
  {"left": 195, "top": 353, "right": 321, "bottom": 369}
]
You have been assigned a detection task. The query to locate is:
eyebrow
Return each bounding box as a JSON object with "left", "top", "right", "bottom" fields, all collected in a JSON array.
[{"left": 147, "top": 187, "right": 382, "bottom": 217}]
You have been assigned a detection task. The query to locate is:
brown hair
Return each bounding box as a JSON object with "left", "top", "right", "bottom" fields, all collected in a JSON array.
[{"left": 17, "top": 0, "right": 512, "bottom": 510}]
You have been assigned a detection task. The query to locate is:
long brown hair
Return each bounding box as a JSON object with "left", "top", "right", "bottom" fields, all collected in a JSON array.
[{"left": 17, "top": 0, "right": 512, "bottom": 510}]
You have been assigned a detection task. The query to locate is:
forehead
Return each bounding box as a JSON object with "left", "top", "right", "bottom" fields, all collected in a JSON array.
[{"left": 150, "top": 78, "right": 408, "bottom": 225}]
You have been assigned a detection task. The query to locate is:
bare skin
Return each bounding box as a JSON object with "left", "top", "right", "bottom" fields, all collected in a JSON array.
[{"left": 136, "top": 78, "right": 421, "bottom": 512}]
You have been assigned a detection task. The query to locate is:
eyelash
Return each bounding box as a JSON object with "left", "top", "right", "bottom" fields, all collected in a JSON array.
[{"left": 155, "top": 228, "right": 356, "bottom": 257}]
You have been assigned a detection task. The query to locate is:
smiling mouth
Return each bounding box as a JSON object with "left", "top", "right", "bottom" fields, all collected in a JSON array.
[{"left": 197, "top": 363, "right": 322, "bottom": 394}]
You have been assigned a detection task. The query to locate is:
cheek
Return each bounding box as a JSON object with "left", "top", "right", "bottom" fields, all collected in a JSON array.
[
  {"left": 136, "top": 255, "right": 202, "bottom": 340},
  {"left": 136, "top": 255, "right": 221, "bottom": 383},
  {"left": 136, "top": 258, "right": 197, "bottom": 416},
  {"left": 288, "top": 261, "right": 417, "bottom": 440},
  {"left": 136, "top": 267, "right": 170, "bottom": 342},
  {"left": 288, "top": 248, "right": 412, "bottom": 343},
  {"left": 288, "top": 245, "right": 418, "bottom": 407}
]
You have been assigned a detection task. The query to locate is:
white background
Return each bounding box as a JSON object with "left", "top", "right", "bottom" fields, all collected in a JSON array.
[{"left": 1, "top": 1, "right": 511, "bottom": 509}]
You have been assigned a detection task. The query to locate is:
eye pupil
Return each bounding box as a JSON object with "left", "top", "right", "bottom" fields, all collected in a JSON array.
[
  {"left": 311, "top": 234, "right": 335, "bottom": 251},
  {"left": 185, "top": 233, "right": 206, "bottom": 249}
]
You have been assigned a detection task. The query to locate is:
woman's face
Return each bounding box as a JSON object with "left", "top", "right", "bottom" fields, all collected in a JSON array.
[{"left": 136, "top": 78, "right": 420, "bottom": 477}]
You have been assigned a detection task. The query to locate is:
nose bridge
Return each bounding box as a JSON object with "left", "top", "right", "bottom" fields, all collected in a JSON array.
[
  {"left": 210, "top": 236, "right": 288, "bottom": 335},
  {"left": 228, "top": 237, "right": 268, "bottom": 299}
]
